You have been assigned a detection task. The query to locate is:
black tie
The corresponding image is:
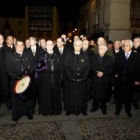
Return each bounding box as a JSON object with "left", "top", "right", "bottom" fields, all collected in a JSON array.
[{"left": 99, "top": 56, "right": 102, "bottom": 64}]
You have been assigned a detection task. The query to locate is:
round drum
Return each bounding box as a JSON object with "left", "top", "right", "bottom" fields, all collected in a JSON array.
[{"left": 14, "top": 75, "right": 32, "bottom": 100}]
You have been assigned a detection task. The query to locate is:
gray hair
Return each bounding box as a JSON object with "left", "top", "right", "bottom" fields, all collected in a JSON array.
[
  {"left": 125, "top": 40, "right": 133, "bottom": 48},
  {"left": 73, "top": 40, "right": 83, "bottom": 46}
]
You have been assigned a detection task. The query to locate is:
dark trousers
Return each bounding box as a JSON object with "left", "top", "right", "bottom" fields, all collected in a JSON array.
[
  {"left": 116, "top": 100, "right": 131, "bottom": 114},
  {"left": 132, "top": 92, "right": 140, "bottom": 108},
  {"left": 92, "top": 98, "right": 107, "bottom": 111}
]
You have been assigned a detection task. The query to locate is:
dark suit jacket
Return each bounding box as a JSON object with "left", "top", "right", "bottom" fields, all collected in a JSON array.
[
  {"left": 90, "top": 54, "right": 114, "bottom": 98},
  {"left": 114, "top": 51, "right": 140, "bottom": 101}
]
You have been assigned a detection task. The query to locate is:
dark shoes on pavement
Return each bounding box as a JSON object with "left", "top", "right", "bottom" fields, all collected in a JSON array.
[{"left": 27, "top": 115, "right": 33, "bottom": 120}]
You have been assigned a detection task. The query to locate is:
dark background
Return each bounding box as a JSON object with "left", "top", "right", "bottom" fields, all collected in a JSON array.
[{"left": 0, "top": 0, "right": 87, "bottom": 20}]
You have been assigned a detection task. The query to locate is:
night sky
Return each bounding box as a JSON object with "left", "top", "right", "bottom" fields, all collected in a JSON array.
[{"left": 0, "top": 0, "right": 85, "bottom": 21}]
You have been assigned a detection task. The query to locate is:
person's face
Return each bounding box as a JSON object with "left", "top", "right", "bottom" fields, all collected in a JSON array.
[
  {"left": 107, "top": 44, "right": 113, "bottom": 49},
  {"left": 46, "top": 41, "right": 54, "bottom": 51},
  {"left": 25, "top": 39, "right": 30, "bottom": 48},
  {"left": 90, "top": 40, "right": 95, "bottom": 46},
  {"left": 6, "top": 36, "right": 14, "bottom": 46},
  {"left": 114, "top": 42, "right": 121, "bottom": 50},
  {"left": 98, "top": 46, "right": 107, "bottom": 56},
  {"left": 0, "top": 35, "right": 4, "bottom": 45},
  {"left": 57, "top": 38, "right": 64, "bottom": 48},
  {"left": 74, "top": 42, "right": 82, "bottom": 52},
  {"left": 40, "top": 39, "right": 46, "bottom": 48},
  {"left": 97, "top": 38, "right": 106, "bottom": 46},
  {"left": 29, "top": 37, "right": 36, "bottom": 46},
  {"left": 82, "top": 41, "right": 89, "bottom": 50},
  {"left": 133, "top": 38, "right": 140, "bottom": 48},
  {"left": 74, "top": 36, "right": 79, "bottom": 41},
  {"left": 123, "top": 42, "right": 132, "bottom": 52},
  {"left": 15, "top": 41, "right": 25, "bottom": 52}
]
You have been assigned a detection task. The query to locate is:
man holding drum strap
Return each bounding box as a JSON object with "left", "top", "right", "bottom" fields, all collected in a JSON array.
[{"left": 5, "top": 40, "right": 35, "bottom": 122}]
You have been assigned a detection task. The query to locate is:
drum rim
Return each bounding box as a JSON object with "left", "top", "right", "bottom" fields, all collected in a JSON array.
[{"left": 14, "top": 75, "right": 31, "bottom": 94}]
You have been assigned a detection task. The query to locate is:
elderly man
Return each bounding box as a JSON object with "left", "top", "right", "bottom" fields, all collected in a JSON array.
[
  {"left": 92, "top": 37, "right": 115, "bottom": 59},
  {"left": 90, "top": 44, "right": 114, "bottom": 115},
  {"left": 114, "top": 40, "right": 140, "bottom": 117},
  {"left": 64, "top": 40, "right": 90, "bottom": 116},
  {"left": 113, "top": 40, "right": 123, "bottom": 56}
]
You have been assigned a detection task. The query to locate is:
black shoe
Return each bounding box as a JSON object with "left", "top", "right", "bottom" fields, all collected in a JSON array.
[
  {"left": 127, "top": 113, "right": 133, "bottom": 118},
  {"left": 82, "top": 112, "right": 87, "bottom": 116},
  {"left": 115, "top": 112, "right": 120, "bottom": 116},
  {"left": 133, "top": 103, "right": 139, "bottom": 110},
  {"left": 75, "top": 113, "right": 80, "bottom": 116},
  {"left": 7, "top": 106, "right": 12, "bottom": 110},
  {"left": 102, "top": 110, "right": 107, "bottom": 115},
  {"left": 27, "top": 115, "right": 33, "bottom": 120},
  {"left": 90, "top": 108, "right": 98, "bottom": 113},
  {"left": 12, "top": 118, "right": 19, "bottom": 122},
  {"left": 66, "top": 112, "right": 70, "bottom": 115}
]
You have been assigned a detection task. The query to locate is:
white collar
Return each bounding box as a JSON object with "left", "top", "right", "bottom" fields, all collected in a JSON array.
[
  {"left": 47, "top": 50, "right": 53, "bottom": 54},
  {"left": 115, "top": 49, "right": 119, "bottom": 53},
  {"left": 16, "top": 51, "right": 23, "bottom": 55},
  {"left": 74, "top": 51, "right": 80, "bottom": 55},
  {"left": 59, "top": 47, "right": 64, "bottom": 50},
  {"left": 125, "top": 51, "right": 131, "bottom": 57}
]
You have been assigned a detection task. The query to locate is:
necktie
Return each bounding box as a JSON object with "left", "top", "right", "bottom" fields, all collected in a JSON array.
[
  {"left": 59, "top": 48, "right": 63, "bottom": 55},
  {"left": 125, "top": 53, "right": 129, "bottom": 60},
  {"left": 99, "top": 56, "right": 102, "bottom": 64},
  {"left": 32, "top": 48, "right": 36, "bottom": 56}
]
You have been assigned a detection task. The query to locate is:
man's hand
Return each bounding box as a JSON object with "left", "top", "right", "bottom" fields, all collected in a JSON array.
[
  {"left": 134, "top": 81, "right": 140, "bottom": 86},
  {"left": 97, "top": 71, "right": 104, "bottom": 77}
]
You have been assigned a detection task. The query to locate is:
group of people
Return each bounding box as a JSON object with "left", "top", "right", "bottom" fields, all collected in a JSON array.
[{"left": 0, "top": 33, "right": 140, "bottom": 122}]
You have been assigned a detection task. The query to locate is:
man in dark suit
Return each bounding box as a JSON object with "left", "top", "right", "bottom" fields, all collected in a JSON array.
[
  {"left": 26, "top": 36, "right": 44, "bottom": 104},
  {"left": 0, "top": 34, "right": 8, "bottom": 107},
  {"left": 26, "top": 36, "right": 43, "bottom": 64},
  {"left": 132, "top": 37, "right": 140, "bottom": 109},
  {"left": 113, "top": 40, "right": 123, "bottom": 57},
  {"left": 132, "top": 37, "right": 140, "bottom": 53},
  {"left": 114, "top": 40, "right": 140, "bottom": 117},
  {"left": 90, "top": 44, "right": 114, "bottom": 115},
  {"left": 2, "top": 35, "right": 15, "bottom": 110},
  {"left": 53, "top": 38, "right": 71, "bottom": 105},
  {"left": 81, "top": 40, "right": 94, "bottom": 100}
]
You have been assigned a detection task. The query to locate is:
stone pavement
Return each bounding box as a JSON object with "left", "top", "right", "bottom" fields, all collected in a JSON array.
[{"left": 0, "top": 101, "right": 140, "bottom": 140}]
